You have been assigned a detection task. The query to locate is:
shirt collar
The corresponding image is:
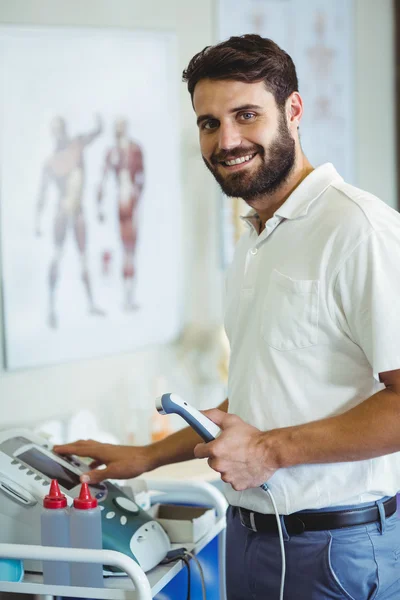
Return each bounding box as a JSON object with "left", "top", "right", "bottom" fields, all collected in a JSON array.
[{"left": 241, "top": 163, "right": 343, "bottom": 227}]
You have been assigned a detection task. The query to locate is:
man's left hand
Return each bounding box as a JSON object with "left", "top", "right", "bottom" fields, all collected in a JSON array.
[{"left": 194, "top": 409, "right": 278, "bottom": 491}]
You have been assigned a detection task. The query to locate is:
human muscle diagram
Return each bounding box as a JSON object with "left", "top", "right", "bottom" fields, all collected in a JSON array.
[
  {"left": 97, "top": 118, "right": 145, "bottom": 311},
  {"left": 35, "top": 115, "right": 105, "bottom": 328}
]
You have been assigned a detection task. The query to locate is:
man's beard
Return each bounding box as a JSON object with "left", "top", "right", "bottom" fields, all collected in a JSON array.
[{"left": 203, "top": 112, "right": 296, "bottom": 200}]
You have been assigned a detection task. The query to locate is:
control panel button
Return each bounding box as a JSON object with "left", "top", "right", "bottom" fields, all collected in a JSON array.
[
  {"left": 106, "top": 511, "right": 115, "bottom": 519},
  {"left": 120, "top": 516, "right": 127, "bottom": 526},
  {"left": 114, "top": 496, "right": 139, "bottom": 514}
]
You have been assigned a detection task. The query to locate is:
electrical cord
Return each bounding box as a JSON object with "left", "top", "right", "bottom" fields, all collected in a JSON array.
[
  {"left": 184, "top": 550, "right": 206, "bottom": 600},
  {"left": 182, "top": 555, "right": 191, "bottom": 600},
  {"left": 160, "top": 547, "right": 206, "bottom": 600},
  {"left": 260, "top": 482, "right": 285, "bottom": 600},
  {"left": 160, "top": 548, "right": 191, "bottom": 599}
]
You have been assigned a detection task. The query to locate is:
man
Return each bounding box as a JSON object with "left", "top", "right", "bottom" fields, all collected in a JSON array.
[
  {"left": 35, "top": 115, "right": 104, "bottom": 328},
  {"left": 97, "top": 117, "right": 144, "bottom": 310},
  {"left": 55, "top": 35, "right": 400, "bottom": 598}
]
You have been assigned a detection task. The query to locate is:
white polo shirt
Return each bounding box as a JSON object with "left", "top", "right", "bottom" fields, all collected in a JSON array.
[{"left": 224, "top": 163, "right": 400, "bottom": 515}]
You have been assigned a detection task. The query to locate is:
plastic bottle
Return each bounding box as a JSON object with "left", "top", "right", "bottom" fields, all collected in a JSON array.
[
  {"left": 41, "top": 479, "right": 71, "bottom": 585},
  {"left": 70, "top": 482, "right": 103, "bottom": 588}
]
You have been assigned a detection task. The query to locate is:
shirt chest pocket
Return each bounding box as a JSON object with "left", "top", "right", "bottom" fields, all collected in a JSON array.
[{"left": 262, "top": 269, "right": 320, "bottom": 351}]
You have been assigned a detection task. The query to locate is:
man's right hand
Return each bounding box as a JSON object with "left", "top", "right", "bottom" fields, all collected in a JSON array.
[{"left": 53, "top": 439, "right": 155, "bottom": 484}]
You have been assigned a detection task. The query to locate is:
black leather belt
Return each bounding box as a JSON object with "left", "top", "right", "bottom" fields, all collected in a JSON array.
[{"left": 237, "top": 495, "right": 397, "bottom": 535}]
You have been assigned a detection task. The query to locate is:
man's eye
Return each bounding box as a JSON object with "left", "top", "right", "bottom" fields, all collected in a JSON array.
[
  {"left": 240, "top": 112, "right": 256, "bottom": 121},
  {"left": 203, "top": 119, "right": 219, "bottom": 130}
]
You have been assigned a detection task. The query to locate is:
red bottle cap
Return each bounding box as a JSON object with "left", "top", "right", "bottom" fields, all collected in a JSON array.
[
  {"left": 73, "top": 482, "right": 98, "bottom": 509},
  {"left": 43, "top": 479, "right": 67, "bottom": 509}
]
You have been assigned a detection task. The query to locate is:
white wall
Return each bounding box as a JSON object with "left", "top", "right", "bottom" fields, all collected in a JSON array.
[
  {"left": 355, "top": 0, "right": 397, "bottom": 207},
  {"left": 0, "top": 0, "right": 396, "bottom": 435}
]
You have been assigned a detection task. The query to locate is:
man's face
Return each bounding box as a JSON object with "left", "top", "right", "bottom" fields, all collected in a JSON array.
[{"left": 193, "top": 79, "right": 296, "bottom": 200}]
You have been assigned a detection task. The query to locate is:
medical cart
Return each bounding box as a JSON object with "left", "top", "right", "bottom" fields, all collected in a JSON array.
[{"left": 0, "top": 479, "right": 228, "bottom": 600}]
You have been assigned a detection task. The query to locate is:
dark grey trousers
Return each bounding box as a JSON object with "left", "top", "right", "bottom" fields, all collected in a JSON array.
[{"left": 226, "top": 505, "right": 400, "bottom": 600}]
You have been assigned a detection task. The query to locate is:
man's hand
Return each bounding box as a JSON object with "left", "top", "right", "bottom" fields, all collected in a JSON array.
[
  {"left": 53, "top": 439, "right": 155, "bottom": 484},
  {"left": 193, "top": 410, "right": 278, "bottom": 491}
]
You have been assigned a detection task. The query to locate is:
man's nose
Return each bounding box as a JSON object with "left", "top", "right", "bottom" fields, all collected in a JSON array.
[{"left": 217, "top": 123, "right": 241, "bottom": 151}]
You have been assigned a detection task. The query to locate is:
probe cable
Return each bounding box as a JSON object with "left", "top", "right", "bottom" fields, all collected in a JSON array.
[{"left": 260, "top": 482, "right": 286, "bottom": 600}]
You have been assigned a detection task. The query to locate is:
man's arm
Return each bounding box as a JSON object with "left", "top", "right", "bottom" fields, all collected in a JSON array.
[
  {"left": 194, "top": 373, "right": 400, "bottom": 490},
  {"left": 53, "top": 398, "right": 228, "bottom": 484},
  {"left": 273, "top": 368, "right": 400, "bottom": 467}
]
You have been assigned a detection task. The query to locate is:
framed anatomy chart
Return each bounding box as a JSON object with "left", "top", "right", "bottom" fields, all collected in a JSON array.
[{"left": 0, "top": 26, "right": 182, "bottom": 369}]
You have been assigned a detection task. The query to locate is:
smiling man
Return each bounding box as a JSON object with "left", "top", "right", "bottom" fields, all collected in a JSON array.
[{"left": 55, "top": 35, "right": 400, "bottom": 599}]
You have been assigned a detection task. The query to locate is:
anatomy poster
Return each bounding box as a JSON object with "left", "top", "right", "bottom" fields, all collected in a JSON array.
[
  {"left": 0, "top": 27, "right": 182, "bottom": 369},
  {"left": 217, "top": 0, "right": 355, "bottom": 184}
]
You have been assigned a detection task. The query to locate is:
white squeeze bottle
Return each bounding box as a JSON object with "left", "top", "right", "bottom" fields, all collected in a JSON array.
[
  {"left": 70, "top": 482, "right": 104, "bottom": 588},
  {"left": 41, "top": 479, "right": 71, "bottom": 585}
]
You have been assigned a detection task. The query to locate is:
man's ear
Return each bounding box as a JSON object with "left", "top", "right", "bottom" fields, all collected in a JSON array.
[{"left": 287, "top": 92, "right": 303, "bottom": 129}]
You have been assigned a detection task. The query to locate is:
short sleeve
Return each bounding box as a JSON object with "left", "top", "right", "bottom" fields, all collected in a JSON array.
[{"left": 334, "top": 228, "right": 400, "bottom": 379}]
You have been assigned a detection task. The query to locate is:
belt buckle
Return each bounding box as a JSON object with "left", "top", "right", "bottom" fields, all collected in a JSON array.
[{"left": 238, "top": 508, "right": 258, "bottom": 532}]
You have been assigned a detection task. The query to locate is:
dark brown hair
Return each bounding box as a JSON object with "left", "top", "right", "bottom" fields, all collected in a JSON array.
[{"left": 182, "top": 34, "right": 298, "bottom": 107}]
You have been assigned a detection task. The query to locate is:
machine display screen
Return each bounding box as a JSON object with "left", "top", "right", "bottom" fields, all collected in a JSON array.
[{"left": 18, "top": 447, "right": 81, "bottom": 490}]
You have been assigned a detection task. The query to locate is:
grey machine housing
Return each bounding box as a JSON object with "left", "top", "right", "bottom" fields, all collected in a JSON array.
[{"left": 0, "top": 429, "right": 170, "bottom": 573}]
